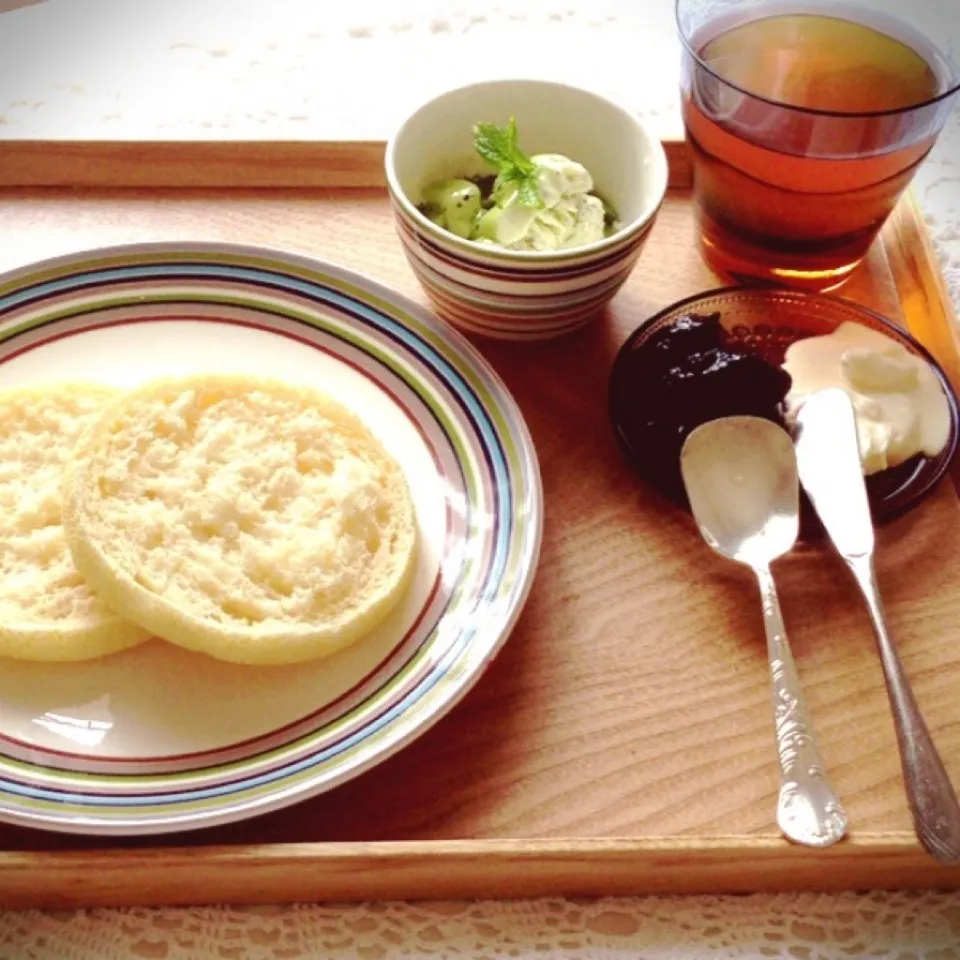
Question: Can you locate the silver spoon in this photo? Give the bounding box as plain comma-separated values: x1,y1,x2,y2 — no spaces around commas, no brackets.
680,415,848,848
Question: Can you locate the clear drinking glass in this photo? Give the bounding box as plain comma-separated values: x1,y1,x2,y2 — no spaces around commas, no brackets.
676,0,960,289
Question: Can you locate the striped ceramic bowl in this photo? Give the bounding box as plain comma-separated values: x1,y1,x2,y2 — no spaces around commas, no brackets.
384,79,669,341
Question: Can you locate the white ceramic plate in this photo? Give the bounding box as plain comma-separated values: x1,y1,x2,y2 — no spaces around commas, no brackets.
0,242,542,835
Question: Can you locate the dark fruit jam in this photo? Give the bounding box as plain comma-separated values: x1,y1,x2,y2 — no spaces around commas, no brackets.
610,311,793,504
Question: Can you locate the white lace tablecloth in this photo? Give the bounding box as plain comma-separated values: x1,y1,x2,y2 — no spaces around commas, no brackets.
1,2,960,958
3,891,960,959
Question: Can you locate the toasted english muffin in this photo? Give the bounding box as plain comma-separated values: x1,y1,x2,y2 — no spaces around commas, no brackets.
0,383,151,661
62,374,418,666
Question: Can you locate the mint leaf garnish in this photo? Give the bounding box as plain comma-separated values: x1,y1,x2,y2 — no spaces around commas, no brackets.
472,118,543,209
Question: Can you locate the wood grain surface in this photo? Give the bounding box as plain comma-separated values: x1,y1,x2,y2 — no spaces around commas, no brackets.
0,184,958,907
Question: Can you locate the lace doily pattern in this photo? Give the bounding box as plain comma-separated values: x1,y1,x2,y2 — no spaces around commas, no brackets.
2,891,960,960
0,0,682,140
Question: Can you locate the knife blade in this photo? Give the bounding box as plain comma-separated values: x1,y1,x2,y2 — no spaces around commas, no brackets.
793,387,873,557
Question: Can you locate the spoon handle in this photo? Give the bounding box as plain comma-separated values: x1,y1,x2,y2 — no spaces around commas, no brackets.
846,554,960,864
754,564,848,848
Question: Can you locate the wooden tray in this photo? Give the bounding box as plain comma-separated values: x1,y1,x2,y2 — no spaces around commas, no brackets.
0,142,959,909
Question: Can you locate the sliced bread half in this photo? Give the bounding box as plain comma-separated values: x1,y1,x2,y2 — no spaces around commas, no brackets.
63,375,418,665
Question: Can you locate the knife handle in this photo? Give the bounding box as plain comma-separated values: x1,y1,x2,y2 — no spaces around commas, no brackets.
847,554,960,864
754,563,848,848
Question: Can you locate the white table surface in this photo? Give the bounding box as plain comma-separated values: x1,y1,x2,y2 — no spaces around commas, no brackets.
0,2,959,958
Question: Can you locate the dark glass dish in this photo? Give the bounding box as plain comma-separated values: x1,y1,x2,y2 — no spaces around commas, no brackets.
609,286,960,534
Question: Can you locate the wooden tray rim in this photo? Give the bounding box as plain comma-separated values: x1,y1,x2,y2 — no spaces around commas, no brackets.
3,835,960,909
0,137,693,190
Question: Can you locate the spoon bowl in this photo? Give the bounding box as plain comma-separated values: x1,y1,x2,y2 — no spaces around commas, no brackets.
680,416,798,566
680,416,848,848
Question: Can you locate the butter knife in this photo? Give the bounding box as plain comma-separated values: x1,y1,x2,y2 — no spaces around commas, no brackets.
794,387,960,864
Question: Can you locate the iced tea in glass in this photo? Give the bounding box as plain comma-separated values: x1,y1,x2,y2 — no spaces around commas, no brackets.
677,0,960,289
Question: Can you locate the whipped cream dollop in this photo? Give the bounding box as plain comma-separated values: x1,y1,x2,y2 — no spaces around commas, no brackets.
489,154,607,252
783,321,951,474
